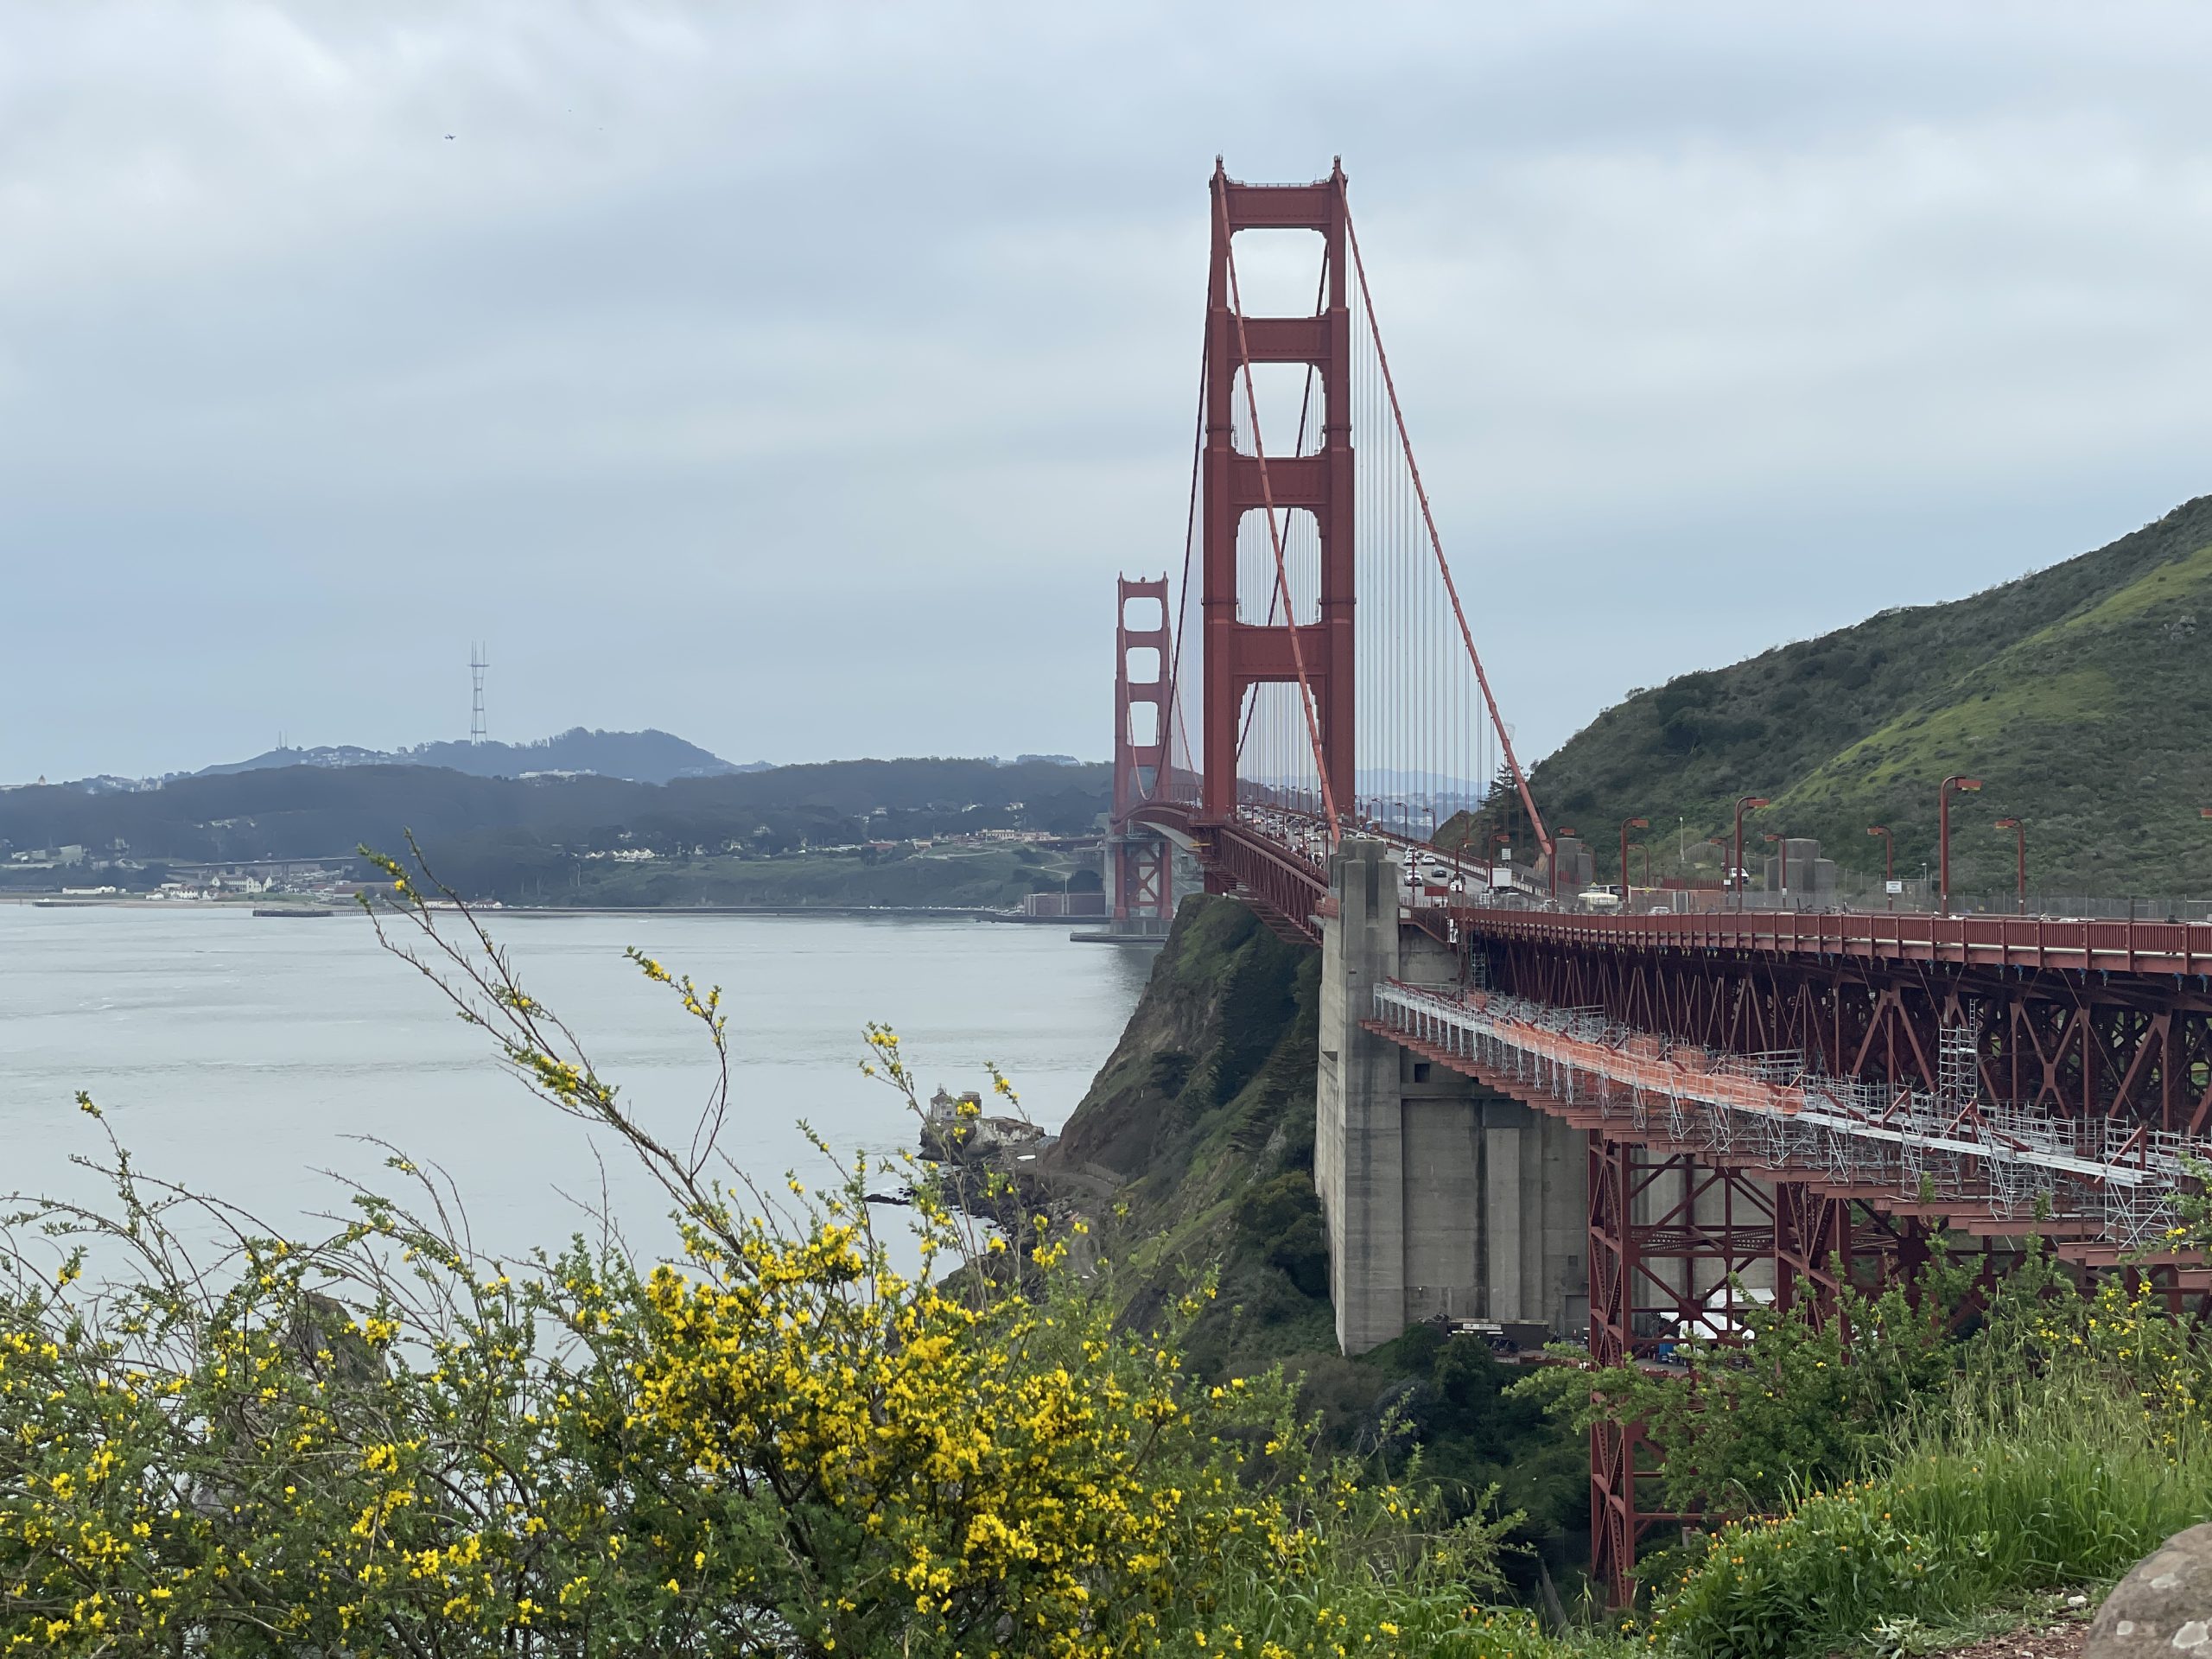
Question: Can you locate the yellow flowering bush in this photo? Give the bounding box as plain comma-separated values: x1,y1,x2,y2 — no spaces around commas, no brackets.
0,849,1542,1657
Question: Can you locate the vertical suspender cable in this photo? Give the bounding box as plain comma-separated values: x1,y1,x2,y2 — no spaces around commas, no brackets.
1342,188,1553,866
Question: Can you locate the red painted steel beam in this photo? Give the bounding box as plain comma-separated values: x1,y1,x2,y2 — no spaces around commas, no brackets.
1234,315,1332,363
1454,908,2212,984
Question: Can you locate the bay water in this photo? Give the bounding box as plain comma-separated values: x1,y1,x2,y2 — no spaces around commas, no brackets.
0,904,1150,1271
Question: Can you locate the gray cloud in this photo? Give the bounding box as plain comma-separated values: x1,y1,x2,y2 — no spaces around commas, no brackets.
5,3,2212,779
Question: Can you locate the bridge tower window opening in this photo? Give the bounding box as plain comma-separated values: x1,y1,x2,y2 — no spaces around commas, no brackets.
1219,226,1328,321
1236,681,1328,823
1121,591,1164,633
1230,359,1328,460
1235,506,1321,625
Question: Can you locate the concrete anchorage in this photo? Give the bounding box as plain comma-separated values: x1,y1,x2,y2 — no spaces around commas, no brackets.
1314,838,1587,1354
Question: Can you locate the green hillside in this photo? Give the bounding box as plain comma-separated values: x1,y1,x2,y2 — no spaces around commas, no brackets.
1497,494,2212,898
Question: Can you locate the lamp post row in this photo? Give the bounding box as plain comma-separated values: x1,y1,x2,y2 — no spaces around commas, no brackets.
1505,795,2208,915
1629,790,2212,918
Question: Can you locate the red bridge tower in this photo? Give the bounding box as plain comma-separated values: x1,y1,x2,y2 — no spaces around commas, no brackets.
1201,160,1356,821
1109,575,1173,929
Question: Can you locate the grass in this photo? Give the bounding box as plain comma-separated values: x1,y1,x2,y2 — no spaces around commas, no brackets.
1644,1373,2212,1659
1500,493,2212,894
1764,533,2212,893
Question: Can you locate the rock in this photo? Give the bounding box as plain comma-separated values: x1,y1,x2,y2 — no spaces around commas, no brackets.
2085,1524,2212,1656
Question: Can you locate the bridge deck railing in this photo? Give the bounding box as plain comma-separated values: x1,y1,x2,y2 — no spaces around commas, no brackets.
1449,906,2212,977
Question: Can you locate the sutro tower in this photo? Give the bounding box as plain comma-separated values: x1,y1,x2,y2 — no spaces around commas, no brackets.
469,644,488,745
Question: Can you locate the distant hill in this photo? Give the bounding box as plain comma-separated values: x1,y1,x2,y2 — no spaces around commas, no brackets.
194,728,760,787
1484,495,2212,896
0,755,1112,902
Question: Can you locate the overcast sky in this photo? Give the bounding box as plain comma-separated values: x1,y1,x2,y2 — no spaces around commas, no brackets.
6,3,2212,784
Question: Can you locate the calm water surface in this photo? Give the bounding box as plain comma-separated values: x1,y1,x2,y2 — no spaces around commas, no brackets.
0,906,1150,1263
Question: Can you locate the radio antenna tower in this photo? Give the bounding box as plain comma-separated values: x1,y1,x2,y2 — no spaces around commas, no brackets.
469,644,488,745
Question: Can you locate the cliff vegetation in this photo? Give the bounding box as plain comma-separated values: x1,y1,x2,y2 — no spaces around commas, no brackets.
1048,896,1587,1567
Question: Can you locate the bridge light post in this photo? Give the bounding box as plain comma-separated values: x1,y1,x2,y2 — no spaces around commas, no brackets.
1619,817,1648,905
1696,836,1728,901
1938,776,1982,916
1732,797,1770,912
1994,817,2027,915
1762,831,1784,903
1866,825,1895,910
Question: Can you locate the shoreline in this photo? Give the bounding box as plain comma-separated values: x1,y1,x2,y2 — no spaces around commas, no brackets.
3,895,1051,921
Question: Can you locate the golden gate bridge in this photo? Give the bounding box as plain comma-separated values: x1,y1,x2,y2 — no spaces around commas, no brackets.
1103,159,2212,1599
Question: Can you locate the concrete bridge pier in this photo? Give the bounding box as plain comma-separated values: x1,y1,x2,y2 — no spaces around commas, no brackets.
1314,838,1588,1355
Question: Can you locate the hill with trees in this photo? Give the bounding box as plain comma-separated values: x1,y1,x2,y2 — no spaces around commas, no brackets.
192,727,758,786
0,756,1109,905
1478,493,2212,898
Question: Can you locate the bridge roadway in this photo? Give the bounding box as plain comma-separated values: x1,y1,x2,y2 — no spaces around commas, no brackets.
1176,802,2212,979
1169,807,2212,1129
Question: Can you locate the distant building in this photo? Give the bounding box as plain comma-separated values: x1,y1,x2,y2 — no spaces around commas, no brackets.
925,1088,1045,1160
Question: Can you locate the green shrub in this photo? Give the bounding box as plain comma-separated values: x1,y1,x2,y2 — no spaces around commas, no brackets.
1654,1381,2212,1659
0,862,1543,1658
1237,1173,1331,1301
1513,1267,1963,1516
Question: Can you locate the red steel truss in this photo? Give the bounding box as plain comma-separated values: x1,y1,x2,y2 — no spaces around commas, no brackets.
1465,911,2212,1133
1368,946,2212,1602
1585,1141,1776,1586
1110,836,1171,927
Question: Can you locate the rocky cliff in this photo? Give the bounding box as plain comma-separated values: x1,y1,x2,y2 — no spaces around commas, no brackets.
1049,894,1586,1558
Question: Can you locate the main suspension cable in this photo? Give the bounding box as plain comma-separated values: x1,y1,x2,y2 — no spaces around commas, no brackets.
1163,307,1210,804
